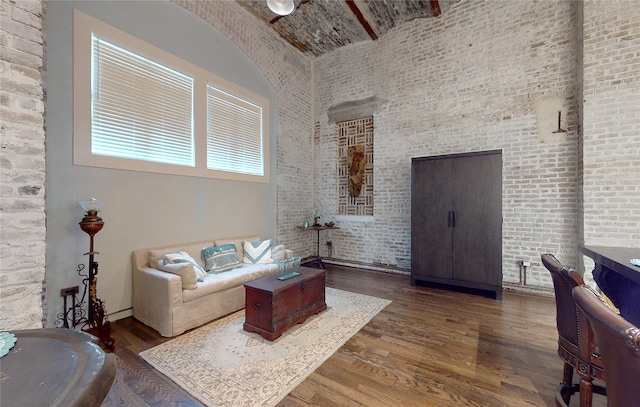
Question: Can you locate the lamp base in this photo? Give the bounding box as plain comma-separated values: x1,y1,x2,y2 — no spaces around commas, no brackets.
85,298,115,352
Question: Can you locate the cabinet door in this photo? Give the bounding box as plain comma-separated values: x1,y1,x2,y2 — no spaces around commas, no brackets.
451,152,502,285
411,157,453,280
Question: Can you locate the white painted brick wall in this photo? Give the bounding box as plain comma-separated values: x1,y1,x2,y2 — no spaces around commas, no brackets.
581,0,640,275
314,0,581,290
582,0,640,243
0,0,46,329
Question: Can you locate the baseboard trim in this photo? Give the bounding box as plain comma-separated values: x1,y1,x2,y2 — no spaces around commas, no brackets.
304,257,554,297
503,282,554,297
321,258,410,276
109,308,133,322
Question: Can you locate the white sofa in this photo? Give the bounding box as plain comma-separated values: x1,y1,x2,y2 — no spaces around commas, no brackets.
132,236,292,337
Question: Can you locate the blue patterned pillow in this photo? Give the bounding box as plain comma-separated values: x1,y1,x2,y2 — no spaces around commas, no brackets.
242,239,273,264
161,251,206,280
201,244,241,273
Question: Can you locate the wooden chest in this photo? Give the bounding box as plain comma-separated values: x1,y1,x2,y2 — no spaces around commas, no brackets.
243,267,327,341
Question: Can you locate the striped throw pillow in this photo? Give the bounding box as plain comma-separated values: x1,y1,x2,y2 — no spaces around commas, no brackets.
242,239,273,264
201,244,241,273
161,251,206,281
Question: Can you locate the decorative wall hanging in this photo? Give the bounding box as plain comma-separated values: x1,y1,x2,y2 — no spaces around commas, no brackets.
337,117,373,216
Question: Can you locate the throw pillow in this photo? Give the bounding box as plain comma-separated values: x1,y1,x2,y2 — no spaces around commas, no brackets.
161,251,206,280
242,239,273,264
271,244,287,262
157,260,200,290
201,244,241,273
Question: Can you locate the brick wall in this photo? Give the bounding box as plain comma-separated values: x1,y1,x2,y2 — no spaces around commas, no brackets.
0,0,46,329
313,0,581,289
581,0,640,258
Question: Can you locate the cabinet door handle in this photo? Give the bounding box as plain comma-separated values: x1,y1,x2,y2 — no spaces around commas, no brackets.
448,211,452,227
451,210,456,228
253,301,262,309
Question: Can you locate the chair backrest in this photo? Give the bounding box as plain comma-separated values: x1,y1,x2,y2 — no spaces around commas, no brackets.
573,285,640,407
541,253,587,351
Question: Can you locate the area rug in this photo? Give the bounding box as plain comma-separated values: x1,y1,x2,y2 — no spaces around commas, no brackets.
139,287,391,407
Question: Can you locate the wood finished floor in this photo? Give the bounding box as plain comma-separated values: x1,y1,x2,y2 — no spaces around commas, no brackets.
102,265,607,406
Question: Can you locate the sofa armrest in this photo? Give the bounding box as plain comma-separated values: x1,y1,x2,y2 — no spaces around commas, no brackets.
132,266,184,337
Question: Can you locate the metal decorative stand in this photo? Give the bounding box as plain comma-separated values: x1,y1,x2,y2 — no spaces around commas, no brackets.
55,199,115,351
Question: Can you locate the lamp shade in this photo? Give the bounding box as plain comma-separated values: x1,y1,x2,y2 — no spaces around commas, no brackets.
267,0,295,16
79,198,105,213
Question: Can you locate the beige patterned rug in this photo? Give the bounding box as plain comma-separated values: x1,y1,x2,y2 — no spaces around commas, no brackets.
139,287,391,407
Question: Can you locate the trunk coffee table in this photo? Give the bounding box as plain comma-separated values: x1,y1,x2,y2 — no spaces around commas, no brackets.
244,267,327,341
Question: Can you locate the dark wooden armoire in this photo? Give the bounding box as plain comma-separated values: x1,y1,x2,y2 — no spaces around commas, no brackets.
411,150,502,299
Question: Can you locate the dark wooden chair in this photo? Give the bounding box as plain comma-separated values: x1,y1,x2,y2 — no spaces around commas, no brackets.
573,285,640,407
541,253,606,407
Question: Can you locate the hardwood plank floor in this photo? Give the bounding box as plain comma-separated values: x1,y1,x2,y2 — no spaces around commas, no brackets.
101,265,607,406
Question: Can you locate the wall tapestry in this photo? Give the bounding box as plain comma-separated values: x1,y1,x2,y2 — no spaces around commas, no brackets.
337,117,373,216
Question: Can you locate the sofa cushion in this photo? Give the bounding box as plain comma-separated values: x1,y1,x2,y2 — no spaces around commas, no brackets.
242,239,273,264
201,244,241,273
157,260,201,290
271,244,287,262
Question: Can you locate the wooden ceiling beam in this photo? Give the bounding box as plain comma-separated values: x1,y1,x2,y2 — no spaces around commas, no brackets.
345,0,378,41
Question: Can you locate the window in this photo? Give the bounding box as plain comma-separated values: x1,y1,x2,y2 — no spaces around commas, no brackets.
92,37,195,167
207,86,263,176
73,10,270,182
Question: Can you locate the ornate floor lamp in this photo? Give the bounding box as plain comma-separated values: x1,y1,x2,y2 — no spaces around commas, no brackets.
79,198,115,350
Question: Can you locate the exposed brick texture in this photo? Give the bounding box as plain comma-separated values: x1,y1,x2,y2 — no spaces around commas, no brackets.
581,0,640,253
314,0,584,288
0,0,46,330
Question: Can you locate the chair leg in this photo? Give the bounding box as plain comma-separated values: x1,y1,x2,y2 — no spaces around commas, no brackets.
560,362,574,405
579,375,593,407
562,362,573,386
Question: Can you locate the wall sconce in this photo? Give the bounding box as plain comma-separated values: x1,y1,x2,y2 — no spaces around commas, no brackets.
267,0,295,16
553,111,566,133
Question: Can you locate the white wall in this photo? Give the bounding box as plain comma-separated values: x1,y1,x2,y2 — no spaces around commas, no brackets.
43,0,283,327
581,0,640,253
312,0,581,290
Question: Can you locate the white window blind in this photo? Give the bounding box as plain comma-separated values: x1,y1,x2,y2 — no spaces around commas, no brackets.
207,85,264,176
91,36,195,166
75,10,270,182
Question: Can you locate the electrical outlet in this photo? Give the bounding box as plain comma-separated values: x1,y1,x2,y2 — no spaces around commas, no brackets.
60,286,79,296
520,261,531,267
